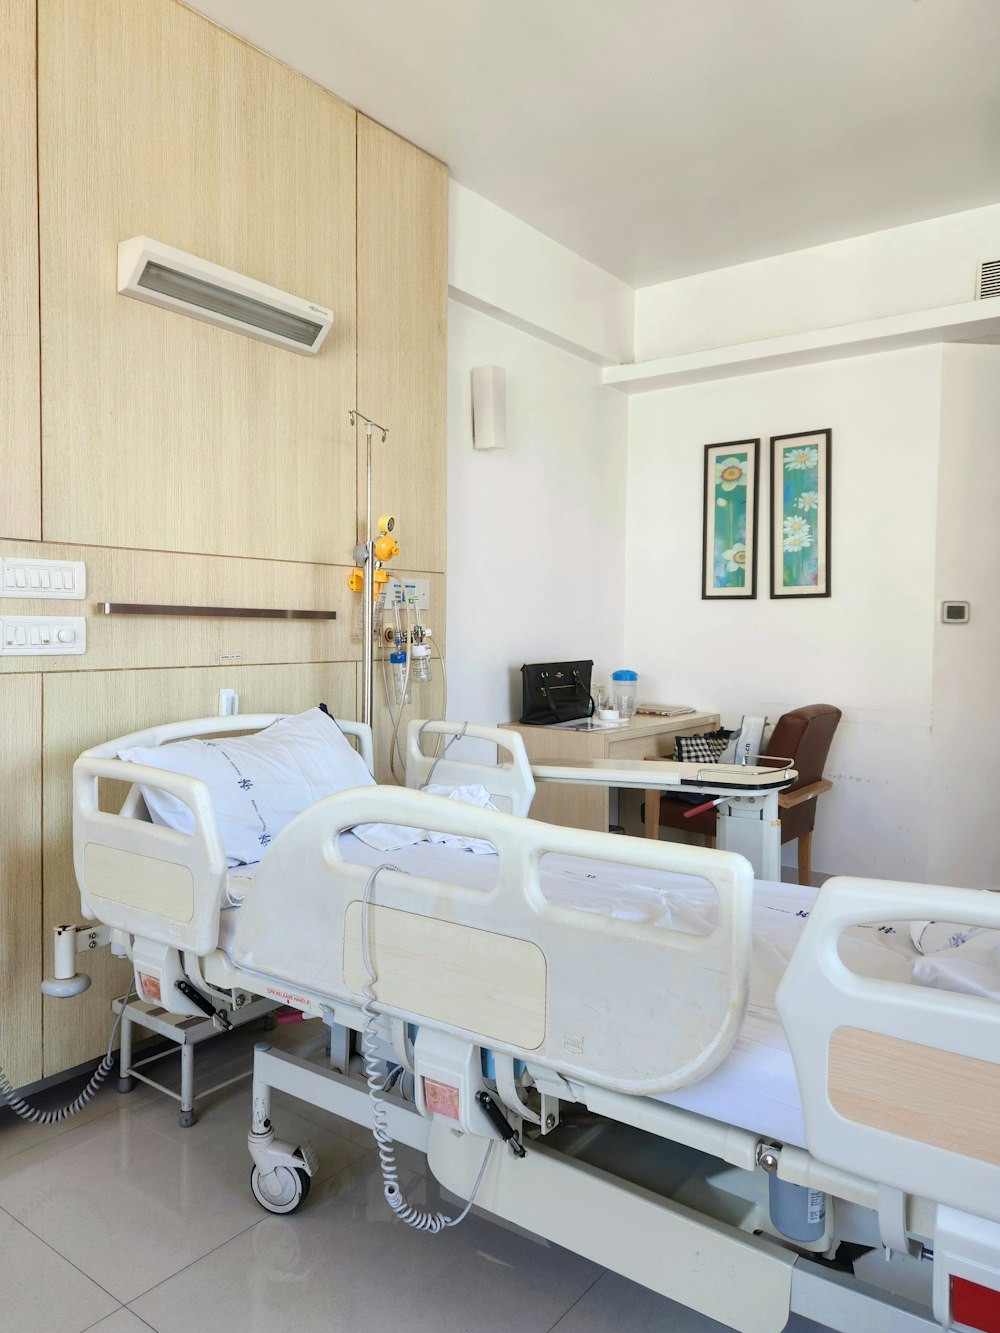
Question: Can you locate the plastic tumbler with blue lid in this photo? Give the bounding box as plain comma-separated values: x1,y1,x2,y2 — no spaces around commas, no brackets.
611,669,638,720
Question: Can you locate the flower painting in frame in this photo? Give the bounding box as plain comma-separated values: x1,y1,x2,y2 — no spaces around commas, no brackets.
770,429,831,598
702,439,759,599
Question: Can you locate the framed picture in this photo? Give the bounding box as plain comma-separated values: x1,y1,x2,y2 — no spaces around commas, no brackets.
770,429,832,598
702,439,759,599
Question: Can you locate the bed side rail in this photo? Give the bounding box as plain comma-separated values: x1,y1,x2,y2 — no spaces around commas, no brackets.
73,754,229,954
234,784,754,1097
404,719,536,816
776,876,1000,1225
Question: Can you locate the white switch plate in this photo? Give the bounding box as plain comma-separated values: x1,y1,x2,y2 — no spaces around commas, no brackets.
1,557,86,599
385,578,430,610
1,616,86,655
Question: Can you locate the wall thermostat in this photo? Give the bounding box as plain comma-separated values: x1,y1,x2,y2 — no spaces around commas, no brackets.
941,601,970,624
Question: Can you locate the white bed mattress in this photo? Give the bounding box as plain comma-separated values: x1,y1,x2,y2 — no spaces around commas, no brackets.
219,835,925,1151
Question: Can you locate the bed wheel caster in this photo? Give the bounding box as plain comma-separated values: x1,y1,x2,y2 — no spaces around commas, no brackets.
262,1012,278,1032
250,1164,311,1214
118,1076,134,1095
179,1109,196,1128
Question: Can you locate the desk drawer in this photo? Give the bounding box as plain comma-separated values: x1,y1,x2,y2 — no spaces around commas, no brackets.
609,716,719,762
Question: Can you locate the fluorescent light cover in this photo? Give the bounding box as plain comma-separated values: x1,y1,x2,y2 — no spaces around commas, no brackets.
137,262,324,346
117,237,333,355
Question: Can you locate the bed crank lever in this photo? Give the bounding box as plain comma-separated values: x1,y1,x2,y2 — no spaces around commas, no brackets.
476,1091,526,1158
175,979,234,1032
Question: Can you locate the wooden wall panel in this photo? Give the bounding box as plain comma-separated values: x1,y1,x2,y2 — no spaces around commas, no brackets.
0,539,446,675
0,676,43,1088
42,662,358,1074
38,0,358,565
357,117,449,574
1,0,41,540
0,538,365,673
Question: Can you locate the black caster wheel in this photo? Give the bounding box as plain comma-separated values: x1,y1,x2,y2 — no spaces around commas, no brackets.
118,1076,135,1094
262,1012,278,1031
179,1109,197,1128
250,1164,311,1214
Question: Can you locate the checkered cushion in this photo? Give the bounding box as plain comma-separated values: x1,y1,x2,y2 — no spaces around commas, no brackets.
673,730,732,764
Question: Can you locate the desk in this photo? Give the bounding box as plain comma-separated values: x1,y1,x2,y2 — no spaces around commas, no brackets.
500,711,719,833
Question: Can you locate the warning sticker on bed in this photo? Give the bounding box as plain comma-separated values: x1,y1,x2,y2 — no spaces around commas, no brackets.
807,1190,826,1225
423,1078,460,1120
138,972,161,1003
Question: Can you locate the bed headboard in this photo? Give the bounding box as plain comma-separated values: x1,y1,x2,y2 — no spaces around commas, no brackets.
73,712,375,952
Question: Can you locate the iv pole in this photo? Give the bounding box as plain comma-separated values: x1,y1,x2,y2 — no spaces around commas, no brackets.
350,409,390,728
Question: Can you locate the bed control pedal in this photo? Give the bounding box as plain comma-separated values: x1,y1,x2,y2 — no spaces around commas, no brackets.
476,1091,526,1158
175,979,234,1031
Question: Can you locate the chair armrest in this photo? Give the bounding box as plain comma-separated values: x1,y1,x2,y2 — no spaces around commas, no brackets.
779,778,832,809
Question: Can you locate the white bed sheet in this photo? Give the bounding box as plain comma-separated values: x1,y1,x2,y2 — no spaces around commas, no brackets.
220,835,923,1150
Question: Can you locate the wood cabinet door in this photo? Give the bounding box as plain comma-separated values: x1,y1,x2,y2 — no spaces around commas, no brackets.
0,676,43,1087
38,0,358,565
1,0,40,540
357,117,448,575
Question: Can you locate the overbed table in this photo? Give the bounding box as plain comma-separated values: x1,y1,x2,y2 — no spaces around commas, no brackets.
500,711,719,834
527,756,797,880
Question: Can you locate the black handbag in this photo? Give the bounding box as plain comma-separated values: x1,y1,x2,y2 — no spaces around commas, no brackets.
519,660,595,725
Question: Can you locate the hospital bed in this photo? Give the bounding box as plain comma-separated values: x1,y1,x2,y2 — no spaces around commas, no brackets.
66,712,1000,1333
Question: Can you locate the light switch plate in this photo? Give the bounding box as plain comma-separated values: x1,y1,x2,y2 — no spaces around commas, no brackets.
1,557,86,599
1,616,86,655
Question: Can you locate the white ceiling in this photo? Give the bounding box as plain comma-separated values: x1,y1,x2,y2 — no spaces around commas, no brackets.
185,0,1000,288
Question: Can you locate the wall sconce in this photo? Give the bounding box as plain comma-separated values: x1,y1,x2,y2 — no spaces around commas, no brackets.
471,366,506,450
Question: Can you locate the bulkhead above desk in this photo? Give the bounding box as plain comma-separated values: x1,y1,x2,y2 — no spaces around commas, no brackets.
499,712,719,832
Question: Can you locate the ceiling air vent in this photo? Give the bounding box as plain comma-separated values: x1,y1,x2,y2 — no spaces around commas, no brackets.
976,259,1000,301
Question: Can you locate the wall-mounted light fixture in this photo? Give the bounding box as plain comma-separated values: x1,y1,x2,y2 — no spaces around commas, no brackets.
117,236,333,354
471,366,507,450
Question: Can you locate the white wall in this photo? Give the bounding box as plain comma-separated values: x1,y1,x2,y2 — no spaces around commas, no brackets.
624,346,944,880
449,181,634,366
635,203,1000,361
447,300,628,749
928,343,1000,887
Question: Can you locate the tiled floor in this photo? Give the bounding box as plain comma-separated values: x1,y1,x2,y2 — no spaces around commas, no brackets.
0,1022,829,1333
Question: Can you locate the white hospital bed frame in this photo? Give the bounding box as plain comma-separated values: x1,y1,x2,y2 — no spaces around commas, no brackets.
66,713,1000,1333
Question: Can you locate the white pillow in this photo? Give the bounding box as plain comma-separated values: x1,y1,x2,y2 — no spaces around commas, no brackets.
119,707,374,866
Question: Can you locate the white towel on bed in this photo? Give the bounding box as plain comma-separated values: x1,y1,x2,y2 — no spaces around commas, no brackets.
351,783,500,855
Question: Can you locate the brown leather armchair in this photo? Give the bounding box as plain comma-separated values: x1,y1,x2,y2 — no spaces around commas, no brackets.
644,704,841,885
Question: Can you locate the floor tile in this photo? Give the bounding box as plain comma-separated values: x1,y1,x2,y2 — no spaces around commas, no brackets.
131,1157,601,1333
549,1269,829,1332
0,1207,118,1332
0,1074,369,1304
0,1062,160,1165
85,1311,155,1332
